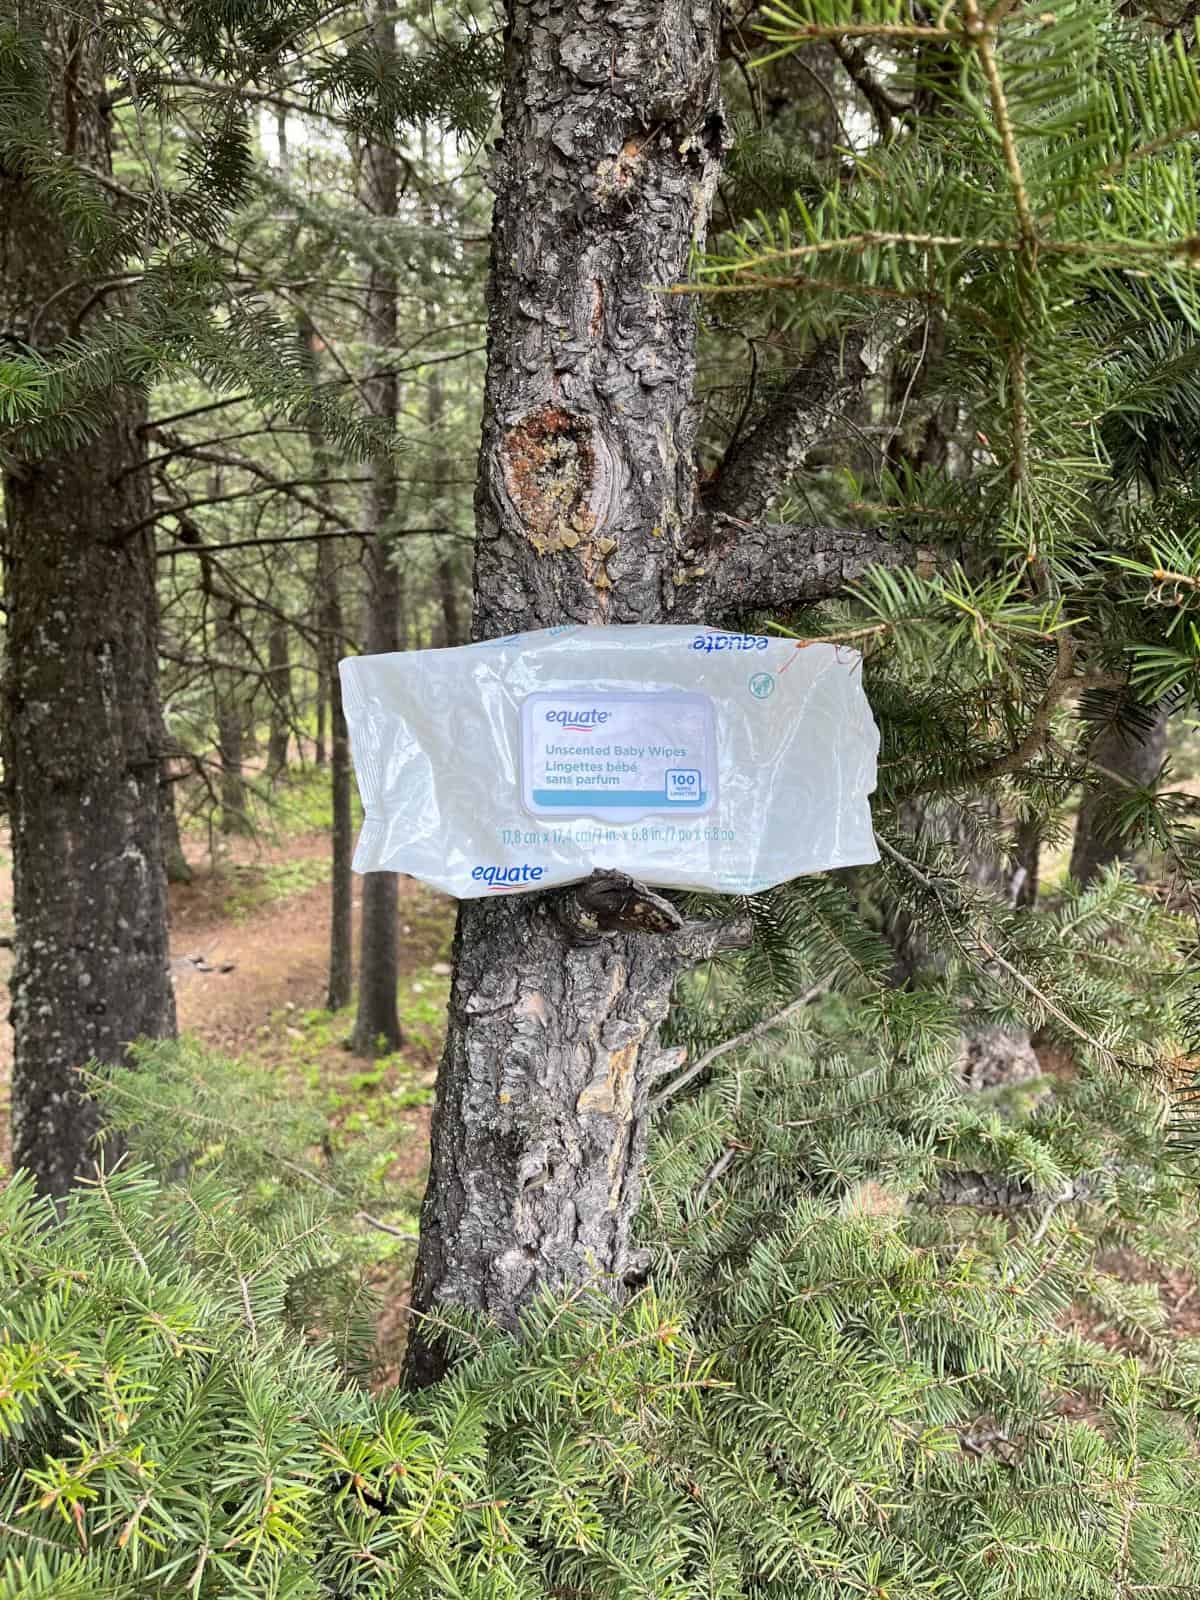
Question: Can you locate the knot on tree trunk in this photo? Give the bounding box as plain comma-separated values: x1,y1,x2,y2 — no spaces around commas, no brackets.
558,869,754,962
560,868,683,941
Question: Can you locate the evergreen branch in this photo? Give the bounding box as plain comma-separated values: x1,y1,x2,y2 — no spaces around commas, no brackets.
669,272,946,305
928,631,1076,792
650,982,829,1112
876,835,1120,1063
963,0,1035,246
755,16,957,47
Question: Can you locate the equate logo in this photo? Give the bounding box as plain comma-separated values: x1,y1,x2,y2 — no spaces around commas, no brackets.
471,863,546,891
690,632,769,653
544,707,610,730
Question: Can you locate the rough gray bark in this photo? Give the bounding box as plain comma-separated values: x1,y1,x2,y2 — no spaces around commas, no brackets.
708,333,870,523
1069,702,1170,886
350,4,403,1057
673,512,905,620
1,8,176,1197
404,0,903,1385
404,0,730,1385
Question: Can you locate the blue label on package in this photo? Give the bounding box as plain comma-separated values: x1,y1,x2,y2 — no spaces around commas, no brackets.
521,690,717,823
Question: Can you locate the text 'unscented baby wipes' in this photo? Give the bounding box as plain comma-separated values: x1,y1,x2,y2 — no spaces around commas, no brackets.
339,624,879,900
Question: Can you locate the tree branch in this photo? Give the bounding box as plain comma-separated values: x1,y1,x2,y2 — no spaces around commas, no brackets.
708,332,870,523
158,526,459,557
556,870,753,963
675,511,913,621
650,980,829,1113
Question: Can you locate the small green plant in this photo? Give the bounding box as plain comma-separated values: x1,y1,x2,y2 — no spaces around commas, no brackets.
221,856,331,921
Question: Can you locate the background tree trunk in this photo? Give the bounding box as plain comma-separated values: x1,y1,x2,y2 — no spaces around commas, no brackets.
300,320,354,1010
351,0,403,1057
1070,703,1170,885
325,562,354,1011
0,10,176,1196
313,603,328,767
215,589,250,834
160,766,193,885
427,366,462,648
266,616,291,780
1012,817,1040,909
405,0,730,1386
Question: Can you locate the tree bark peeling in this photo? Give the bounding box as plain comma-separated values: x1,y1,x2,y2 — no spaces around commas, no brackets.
406,880,749,1388
472,0,726,634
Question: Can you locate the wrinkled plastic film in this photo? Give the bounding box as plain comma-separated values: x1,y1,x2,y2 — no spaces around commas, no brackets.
340,624,879,899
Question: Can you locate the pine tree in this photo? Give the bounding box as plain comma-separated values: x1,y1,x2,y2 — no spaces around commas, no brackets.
3,898,1199,1598
0,3,177,1195
0,0,499,1171
351,0,404,1059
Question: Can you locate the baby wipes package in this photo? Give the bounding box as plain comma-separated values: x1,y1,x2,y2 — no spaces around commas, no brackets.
339,624,879,899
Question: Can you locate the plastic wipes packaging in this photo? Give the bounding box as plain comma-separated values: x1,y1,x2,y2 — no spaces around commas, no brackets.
339,624,879,899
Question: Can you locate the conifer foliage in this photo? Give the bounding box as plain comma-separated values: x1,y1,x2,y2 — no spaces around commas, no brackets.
2,948,1200,1599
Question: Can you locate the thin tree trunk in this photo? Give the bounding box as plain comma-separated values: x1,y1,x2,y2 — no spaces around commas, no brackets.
266,617,291,779
160,766,193,885
215,586,250,835
314,655,327,766
434,554,461,648
326,574,353,1010
1070,702,1170,885
404,2,732,1385
300,319,354,1009
205,465,249,835
426,361,463,647
0,9,176,1197
350,0,403,1057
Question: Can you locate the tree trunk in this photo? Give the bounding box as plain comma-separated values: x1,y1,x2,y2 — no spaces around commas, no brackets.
314,668,327,764
266,617,291,780
160,765,193,885
427,363,463,648
300,321,354,1010
1069,702,1170,885
1012,817,1040,908
350,0,403,1057
325,569,354,1010
0,9,176,1197
404,0,732,1385
214,587,250,835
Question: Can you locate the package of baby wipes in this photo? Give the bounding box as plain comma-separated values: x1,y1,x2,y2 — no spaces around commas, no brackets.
339,624,879,899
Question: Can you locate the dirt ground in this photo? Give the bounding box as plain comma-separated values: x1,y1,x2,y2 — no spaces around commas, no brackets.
0,825,454,1187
